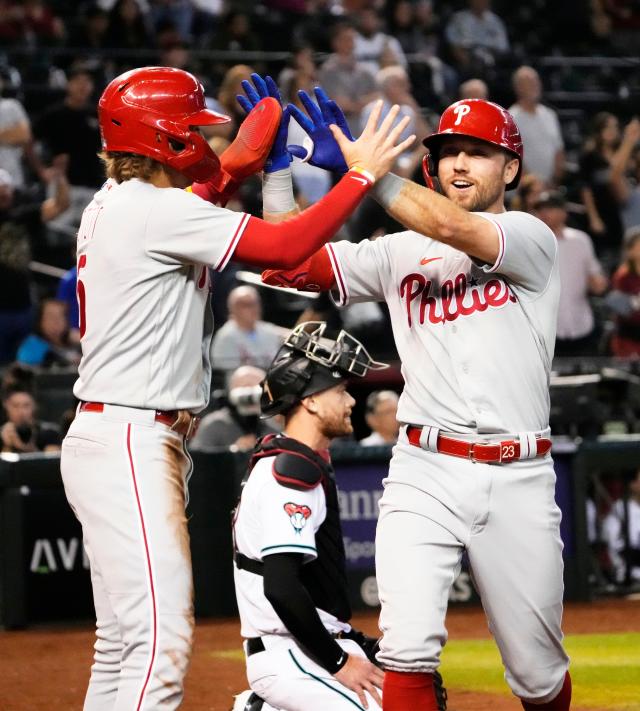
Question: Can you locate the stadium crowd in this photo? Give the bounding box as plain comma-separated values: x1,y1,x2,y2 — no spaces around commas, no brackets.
0,0,640,589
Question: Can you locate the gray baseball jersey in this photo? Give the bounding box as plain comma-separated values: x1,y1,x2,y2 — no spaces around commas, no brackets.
326,210,560,433
73,178,249,412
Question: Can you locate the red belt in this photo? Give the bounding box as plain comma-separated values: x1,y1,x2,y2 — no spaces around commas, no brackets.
79,401,199,439
406,425,552,464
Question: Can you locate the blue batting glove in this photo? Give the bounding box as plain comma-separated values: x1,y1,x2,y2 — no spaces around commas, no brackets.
236,73,291,173
287,87,354,173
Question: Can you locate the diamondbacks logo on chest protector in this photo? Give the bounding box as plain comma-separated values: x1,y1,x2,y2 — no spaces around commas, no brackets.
284,502,312,533
400,272,517,328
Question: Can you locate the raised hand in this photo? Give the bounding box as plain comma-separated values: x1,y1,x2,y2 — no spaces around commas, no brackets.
288,87,354,173
236,73,291,172
332,100,415,182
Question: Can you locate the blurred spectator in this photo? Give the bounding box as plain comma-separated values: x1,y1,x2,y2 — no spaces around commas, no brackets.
360,390,399,446
319,21,378,133
205,64,255,141
353,7,407,76
509,66,565,186
67,3,110,53
360,66,430,176
211,285,283,374
579,112,625,262
1,383,61,453
535,190,607,356
510,172,546,213
390,0,456,110
211,10,261,56
16,298,81,368
1,361,35,392
190,365,278,451
458,77,489,99
149,0,193,43
33,66,103,239
608,117,640,234
601,468,640,584
606,228,640,357
0,0,65,47
278,44,317,103
0,68,31,189
56,262,79,333
444,0,510,75
0,165,70,363
105,0,153,52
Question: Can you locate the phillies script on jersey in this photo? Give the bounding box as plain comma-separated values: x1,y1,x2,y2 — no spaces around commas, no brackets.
400,272,517,328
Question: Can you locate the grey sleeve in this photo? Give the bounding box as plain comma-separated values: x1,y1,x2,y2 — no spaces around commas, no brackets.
474,211,557,295
326,237,392,306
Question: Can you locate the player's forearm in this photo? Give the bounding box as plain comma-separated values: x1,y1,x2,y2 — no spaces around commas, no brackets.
234,169,374,269
371,173,500,263
263,554,348,674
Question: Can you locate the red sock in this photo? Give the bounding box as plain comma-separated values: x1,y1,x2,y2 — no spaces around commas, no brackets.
383,670,440,711
521,672,572,711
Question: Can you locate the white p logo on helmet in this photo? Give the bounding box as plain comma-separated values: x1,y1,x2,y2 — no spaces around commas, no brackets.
453,104,471,125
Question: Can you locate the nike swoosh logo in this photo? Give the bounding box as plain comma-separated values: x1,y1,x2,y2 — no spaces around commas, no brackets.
351,176,369,186
420,257,443,266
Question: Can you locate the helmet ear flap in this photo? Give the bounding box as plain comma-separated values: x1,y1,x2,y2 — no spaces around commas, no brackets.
422,152,442,193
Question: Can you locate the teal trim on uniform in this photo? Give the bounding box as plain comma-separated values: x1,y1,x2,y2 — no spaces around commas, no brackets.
288,650,365,710
261,544,317,554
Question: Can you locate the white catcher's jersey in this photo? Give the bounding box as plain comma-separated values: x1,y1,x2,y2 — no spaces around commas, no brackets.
233,456,349,639
74,179,249,412
327,210,560,433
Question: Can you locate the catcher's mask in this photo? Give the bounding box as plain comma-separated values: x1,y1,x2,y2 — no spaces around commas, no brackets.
260,322,388,418
98,66,230,183
422,98,523,191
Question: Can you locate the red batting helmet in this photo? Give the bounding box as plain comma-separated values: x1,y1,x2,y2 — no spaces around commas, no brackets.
98,66,230,183
422,99,524,189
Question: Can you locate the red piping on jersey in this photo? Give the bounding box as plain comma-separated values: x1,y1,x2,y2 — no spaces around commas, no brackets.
489,219,506,272
126,424,158,710
326,243,347,305
215,212,250,272
233,170,373,269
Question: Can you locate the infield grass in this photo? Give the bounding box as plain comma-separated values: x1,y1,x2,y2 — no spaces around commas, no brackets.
440,632,640,710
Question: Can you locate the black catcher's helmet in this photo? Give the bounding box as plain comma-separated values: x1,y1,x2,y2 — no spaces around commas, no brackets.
261,322,388,417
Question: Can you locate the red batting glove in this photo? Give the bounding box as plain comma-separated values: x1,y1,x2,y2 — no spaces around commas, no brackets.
262,248,335,292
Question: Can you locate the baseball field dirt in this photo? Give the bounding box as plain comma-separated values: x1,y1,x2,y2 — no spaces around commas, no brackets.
2,598,639,710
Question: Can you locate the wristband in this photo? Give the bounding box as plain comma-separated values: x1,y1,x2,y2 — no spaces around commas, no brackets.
370,172,405,209
331,649,349,674
350,166,376,185
262,167,297,214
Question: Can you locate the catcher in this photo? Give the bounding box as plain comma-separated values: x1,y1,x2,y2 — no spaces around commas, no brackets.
231,322,446,711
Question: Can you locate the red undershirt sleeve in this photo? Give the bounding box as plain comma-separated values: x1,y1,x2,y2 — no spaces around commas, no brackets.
233,168,374,269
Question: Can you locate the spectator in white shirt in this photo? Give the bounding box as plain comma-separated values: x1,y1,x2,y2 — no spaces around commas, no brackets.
360,390,399,446
353,7,408,76
534,191,608,356
509,66,565,186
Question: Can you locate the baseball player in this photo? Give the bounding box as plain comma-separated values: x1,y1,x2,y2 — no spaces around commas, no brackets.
231,322,388,711
59,66,414,711
263,91,572,711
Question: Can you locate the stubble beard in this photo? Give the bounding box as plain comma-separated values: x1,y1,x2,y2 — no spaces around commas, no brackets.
445,179,504,213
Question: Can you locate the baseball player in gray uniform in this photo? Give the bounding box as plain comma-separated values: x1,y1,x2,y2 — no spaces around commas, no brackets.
263,92,572,711
60,67,413,711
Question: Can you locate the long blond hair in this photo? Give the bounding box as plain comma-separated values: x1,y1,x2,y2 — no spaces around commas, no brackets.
99,151,164,183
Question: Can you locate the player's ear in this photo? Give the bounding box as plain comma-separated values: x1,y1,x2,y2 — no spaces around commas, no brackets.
503,157,519,186
301,395,318,414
